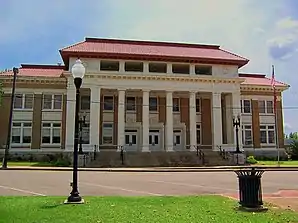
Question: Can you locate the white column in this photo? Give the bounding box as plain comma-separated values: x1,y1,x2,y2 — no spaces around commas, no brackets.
189,91,197,151
65,87,76,151
165,91,174,151
117,89,126,151
119,61,125,73
225,94,234,144
143,62,149,73
232,91,243,150
212,91,222,150
142,90,150,152
166,63,172,74
190,64,196,75
90,86,101,148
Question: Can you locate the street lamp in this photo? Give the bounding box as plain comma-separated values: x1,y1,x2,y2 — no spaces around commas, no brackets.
2,67,19,169
233,114,241,154
65,59,85,204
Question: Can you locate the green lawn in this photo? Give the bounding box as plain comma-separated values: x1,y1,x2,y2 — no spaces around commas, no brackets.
0,196,297,223
7,161,54,167
255,160,298,166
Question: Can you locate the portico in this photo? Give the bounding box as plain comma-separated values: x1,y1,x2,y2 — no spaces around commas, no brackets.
64,73,243,152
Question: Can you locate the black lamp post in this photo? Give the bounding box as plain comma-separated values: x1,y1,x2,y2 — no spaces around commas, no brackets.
233,115,241,154
78,113,86,154
2,67,19,169
65,59,85,204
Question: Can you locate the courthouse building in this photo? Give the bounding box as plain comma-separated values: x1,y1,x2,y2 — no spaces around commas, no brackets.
0,37,289,153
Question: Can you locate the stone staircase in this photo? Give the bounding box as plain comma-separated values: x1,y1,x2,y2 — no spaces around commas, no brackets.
85,149,233,168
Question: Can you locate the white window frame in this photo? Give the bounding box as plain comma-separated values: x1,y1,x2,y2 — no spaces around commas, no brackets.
149,97,158,112
260,125,275,145
11,122,32,145
42,94,63,110
102,123,113,145
259,100,274,114
196,124,201,145
103,96,114,111
241,99,251,114
41,122,61,145
242,125,253,146
13,93,34,110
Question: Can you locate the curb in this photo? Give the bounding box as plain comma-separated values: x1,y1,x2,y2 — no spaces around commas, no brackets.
2,166,298,172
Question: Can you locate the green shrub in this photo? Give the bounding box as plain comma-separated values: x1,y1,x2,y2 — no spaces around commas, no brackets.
289,141,298,160
53,159,70,167
246,155,257,164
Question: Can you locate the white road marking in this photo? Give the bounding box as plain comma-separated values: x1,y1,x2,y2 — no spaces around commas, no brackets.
80,182,164,196
149,180,238,192
0,185,46,196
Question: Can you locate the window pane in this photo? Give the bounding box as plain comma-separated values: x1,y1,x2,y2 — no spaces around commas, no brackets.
175,135,181,144
43,95,52,109
22,128,31,143
173,98,180,112
81,123,90,144
103,123,113,128
52,128,61,144
260,130,267,143
14,94,23,109
125,62,143,72
53,123,61,127
12,128,21,143
195,65,212,75
100,60,119,71
154,135,159,144
13,123,21,127
172,64,189,74
80,95,90,110
149,63,167,73
43,123,51,127
268,130,275,144
266,101,273,113
23,123,32,127
243,100,251,113
244,130,252,145
196,98,200,112
149,135,152,144
197,130,201,144
103,96,114,110
54,95,62,109
126,97,136,111
42,128,51,144
149,97,158,111
24,94,33,109
132,135,137,144
258,100,265,113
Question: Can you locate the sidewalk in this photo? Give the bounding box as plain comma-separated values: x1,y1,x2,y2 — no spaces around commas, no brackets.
2,165,298,172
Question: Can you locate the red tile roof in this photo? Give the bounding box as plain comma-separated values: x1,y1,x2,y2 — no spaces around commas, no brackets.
60,37,249,67
239,73,289,87
0,64,65,78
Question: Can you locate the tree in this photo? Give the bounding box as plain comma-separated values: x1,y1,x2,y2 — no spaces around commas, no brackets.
289,132,298,140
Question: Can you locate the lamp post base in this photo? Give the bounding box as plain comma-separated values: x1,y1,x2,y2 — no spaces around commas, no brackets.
64,194,84,204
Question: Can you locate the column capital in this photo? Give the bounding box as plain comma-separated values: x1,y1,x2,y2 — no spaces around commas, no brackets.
117,88,127,92
189,90,197,95
142,89,150,93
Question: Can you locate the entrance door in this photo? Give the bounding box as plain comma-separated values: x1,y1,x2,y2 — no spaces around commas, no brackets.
124,130,138,151
149,130,160,151
173,130,183,151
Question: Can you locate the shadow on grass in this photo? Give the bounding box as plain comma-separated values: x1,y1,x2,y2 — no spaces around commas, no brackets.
40,203,64,209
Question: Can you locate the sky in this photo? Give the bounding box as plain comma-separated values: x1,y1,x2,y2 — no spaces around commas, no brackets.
0,0,298,133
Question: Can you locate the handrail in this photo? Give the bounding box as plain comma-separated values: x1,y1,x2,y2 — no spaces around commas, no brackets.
196,145,205,165
218,145,228,160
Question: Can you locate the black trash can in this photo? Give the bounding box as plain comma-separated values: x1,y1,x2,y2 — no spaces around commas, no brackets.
235,168,265,209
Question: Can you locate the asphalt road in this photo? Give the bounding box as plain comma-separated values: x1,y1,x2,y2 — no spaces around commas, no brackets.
0,170,297,197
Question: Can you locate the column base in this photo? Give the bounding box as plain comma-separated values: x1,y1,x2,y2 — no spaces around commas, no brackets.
142,146,150,152
165,146,174,152
189,145,196,152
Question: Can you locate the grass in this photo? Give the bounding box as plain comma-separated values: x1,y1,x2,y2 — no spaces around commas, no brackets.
255,160,298,166
0,196,297,223
7,161,54,167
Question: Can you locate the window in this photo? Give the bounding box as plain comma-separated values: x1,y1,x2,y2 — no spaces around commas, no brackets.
13,94,33,109
195,65,212,75
103,96,114,111
242,125,253,145
196,98,201,113
81,95,90,110
42,123,61,144
102,123,113,144
43,94,62,110
172,64,190,74
100,60,119,71
149,63,167,73
173,98,180,112
260,125,275,144
126,97,136,111
11,122,32,144
125,62,143,72
259,100,274,114
149,97,158,111
266,101,274,114
241,100,251,113
196,124,201,145
81,123,90,144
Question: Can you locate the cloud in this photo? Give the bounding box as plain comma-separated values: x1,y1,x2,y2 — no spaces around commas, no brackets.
267,17,298,61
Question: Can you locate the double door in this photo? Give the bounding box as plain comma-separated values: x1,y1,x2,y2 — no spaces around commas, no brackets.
149,130,160,151
173,130,183,151
124,130,138,151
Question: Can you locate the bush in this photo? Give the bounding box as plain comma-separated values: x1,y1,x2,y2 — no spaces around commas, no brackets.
289,141,298,160
246,155,257,164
